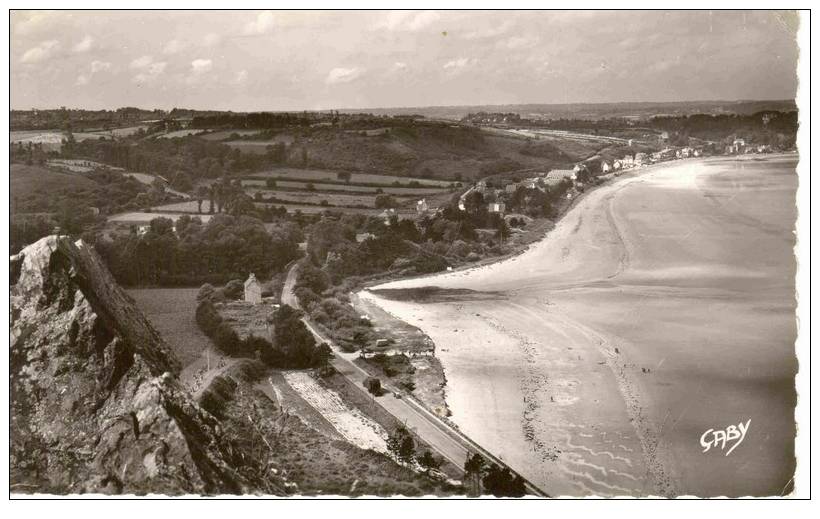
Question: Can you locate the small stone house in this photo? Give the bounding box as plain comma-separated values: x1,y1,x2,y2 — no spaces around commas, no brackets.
244,273,262,304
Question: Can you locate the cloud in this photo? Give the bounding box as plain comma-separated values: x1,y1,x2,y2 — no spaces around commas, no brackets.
132,60,167,83
326,67,364,84
72,35,94,53
202,33,222,46
443,57,478,70
190,59,213,74
163,39,186,54
390,62,408,73
20,40,60,63
130,55,154,69
499,35,539,50
244,10,276,35
462,20,513,40
75,74,89,86
234,70,248,84
376,10,440,31
91,60,111,73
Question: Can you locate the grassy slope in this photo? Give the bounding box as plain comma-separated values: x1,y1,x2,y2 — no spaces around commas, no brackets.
225,125,599,183
11,164,98,213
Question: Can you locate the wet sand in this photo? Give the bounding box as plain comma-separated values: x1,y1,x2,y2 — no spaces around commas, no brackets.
361,156,798,496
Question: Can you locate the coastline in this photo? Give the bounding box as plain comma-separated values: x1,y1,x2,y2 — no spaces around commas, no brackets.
358,154,798,496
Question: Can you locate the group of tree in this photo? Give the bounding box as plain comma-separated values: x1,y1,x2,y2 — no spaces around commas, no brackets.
463,453,526,497
96,214,302,286
196,289,332,368
386,426,443,475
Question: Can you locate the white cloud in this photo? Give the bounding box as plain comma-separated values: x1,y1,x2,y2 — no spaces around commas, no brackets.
326,67,364,84
130,55,154,69
20,40,60,63
72,35,94,53
133,61,167,83
233,69,249,84
390,62,408,73
190,59,213,74
75,74,89,86
443,57,478,70
91,60,111,73
377,10,440,31
243,10,276,35
202,33,222,46
163,39,186,54
500,35,539,50
462,20,513,40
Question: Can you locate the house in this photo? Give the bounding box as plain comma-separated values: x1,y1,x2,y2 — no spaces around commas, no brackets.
505,183,519,194
488,202,506,214
622,155,634,168
732,138,746,154
612,160,623,171
416,198,429,214
379,208,397,224
601,161,612,173
634,152,648,165
546,169,576,182
244,273,262,304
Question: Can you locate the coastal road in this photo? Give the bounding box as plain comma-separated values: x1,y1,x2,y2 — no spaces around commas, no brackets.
281,263,548,497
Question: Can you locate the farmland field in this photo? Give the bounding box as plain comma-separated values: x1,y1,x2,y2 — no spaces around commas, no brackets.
127,288,209,367
108,211,215,224
245,189,418,208
241,179,449,196
11,164,98,212
156,129,207,139
248,167,454,187
199,129,263,141
223,135,295,151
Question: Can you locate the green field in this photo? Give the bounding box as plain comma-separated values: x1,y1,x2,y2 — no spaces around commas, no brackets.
128,287,210,367
247,167,453,187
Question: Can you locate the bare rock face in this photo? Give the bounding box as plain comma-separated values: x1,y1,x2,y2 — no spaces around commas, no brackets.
10,236,253,495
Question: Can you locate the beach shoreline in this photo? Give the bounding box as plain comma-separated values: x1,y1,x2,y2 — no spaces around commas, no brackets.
360,154,798,497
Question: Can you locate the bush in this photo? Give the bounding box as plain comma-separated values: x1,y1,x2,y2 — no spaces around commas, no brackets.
223,279,244,300
364,376,382,396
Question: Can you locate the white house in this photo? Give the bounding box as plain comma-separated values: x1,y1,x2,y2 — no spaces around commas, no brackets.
601,161,612,173
547,169,576,182
488,202,506,214
416,199,428,214
244,273,262,304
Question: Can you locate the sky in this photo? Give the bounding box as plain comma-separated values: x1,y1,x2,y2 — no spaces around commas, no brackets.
10,10,800,111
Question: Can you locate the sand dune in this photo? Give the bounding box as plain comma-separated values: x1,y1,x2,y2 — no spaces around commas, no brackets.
363,156,798,497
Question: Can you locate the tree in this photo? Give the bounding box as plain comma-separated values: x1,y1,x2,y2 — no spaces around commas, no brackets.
387,426,415,465
336,171,352,183
363,376,382,396
265,178,277,189
375,194,397,209
270,304,320,368
464,453,486,496
417,450,441,474
494,216,510,243
481,464,526,497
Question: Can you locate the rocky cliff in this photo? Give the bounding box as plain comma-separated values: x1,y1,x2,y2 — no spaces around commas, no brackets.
10,236,279,495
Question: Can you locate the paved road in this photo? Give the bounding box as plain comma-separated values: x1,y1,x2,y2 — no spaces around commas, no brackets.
282,263,548,497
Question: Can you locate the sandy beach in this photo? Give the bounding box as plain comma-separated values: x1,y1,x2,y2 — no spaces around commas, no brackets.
360,155,798,497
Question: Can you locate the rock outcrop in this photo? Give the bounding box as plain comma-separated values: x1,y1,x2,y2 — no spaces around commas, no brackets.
10,236,267,495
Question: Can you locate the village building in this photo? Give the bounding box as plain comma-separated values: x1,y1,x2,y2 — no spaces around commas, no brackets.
622,155,635,168
244,273,262,304
601,161,612,173
732,138,746,154
505,183,519,194
547,169,576,182
379,208,397,224
416,198,428,214
488,202,506,214
634,152,648,165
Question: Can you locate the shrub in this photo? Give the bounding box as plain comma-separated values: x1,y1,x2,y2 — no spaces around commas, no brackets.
364,376,382,396
223,279,244,300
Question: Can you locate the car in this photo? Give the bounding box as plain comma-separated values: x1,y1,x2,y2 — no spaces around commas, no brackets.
392,391,402,399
